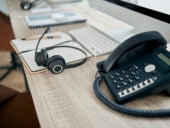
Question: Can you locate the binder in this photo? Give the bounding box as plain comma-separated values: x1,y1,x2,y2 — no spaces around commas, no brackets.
25,11,87,28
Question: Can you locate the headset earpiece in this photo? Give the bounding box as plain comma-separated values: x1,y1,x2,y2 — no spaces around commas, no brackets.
20,1,33,10
36,49,48,67
20,0,40,10
47,55,66,74
34,27,87,74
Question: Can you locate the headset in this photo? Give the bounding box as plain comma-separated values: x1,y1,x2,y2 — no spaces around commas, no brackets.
34,27,87,74
20,0,41,10
20,0,81,10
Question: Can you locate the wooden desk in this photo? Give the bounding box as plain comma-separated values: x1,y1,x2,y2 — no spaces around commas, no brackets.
6,0,170,128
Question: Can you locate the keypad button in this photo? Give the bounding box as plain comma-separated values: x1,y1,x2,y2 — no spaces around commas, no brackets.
134,75,140,80
133,65,139,70
121,69,126,74
128,79,133,83
128,67,132,71
112,80,118,84
142,81,146,86
115,72,120,76
116,85,121,89
147,79,151,83
109,74,114,79
145,64,156,73
118,77,124,81
136,70,141,74
125,74,130,78
132,87,135,90
122,81,127,86
130,71,136,75
137,84,141,88
152,76,157,81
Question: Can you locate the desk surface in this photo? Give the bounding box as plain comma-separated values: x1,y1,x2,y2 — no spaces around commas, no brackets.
7,0,170,128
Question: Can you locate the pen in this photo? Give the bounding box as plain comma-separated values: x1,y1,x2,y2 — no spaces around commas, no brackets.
21,35,61,41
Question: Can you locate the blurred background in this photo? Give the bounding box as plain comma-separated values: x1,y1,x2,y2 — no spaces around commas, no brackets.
0,0,26,92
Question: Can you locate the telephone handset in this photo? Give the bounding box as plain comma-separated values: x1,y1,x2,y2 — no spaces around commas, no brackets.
93,31,170,117
103,31,167,72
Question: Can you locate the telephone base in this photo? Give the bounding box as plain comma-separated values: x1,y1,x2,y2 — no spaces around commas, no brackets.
165,87,170,95
96,61,104,72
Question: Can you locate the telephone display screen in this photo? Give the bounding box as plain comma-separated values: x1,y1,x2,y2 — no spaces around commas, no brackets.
157,53,170,65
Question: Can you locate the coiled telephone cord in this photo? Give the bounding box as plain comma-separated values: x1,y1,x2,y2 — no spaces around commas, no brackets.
93,76,170,117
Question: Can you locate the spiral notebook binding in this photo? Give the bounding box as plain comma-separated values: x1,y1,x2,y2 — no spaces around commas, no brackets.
29,19,87,29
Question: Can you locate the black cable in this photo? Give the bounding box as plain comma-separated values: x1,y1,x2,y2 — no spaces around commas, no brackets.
32,0,41,4
34,27,50,62
93,75,170,117
17,40,73,55
46,44,87,68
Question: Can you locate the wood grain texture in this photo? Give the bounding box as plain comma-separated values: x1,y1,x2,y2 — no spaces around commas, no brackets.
6,0,170,128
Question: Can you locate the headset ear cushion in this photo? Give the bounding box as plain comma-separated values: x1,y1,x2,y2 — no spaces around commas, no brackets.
36,49,48,67
47,55,66,74
20,1,32,10
36,52,42,66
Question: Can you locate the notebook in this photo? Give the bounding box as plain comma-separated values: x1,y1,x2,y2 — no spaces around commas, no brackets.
11,26,118,73
25,11,87,28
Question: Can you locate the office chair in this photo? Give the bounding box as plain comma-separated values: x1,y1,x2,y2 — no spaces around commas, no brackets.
0,11,28,90
0,84,40,128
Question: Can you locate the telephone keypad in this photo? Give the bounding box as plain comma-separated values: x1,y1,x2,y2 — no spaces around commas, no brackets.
106,63,159,102
105,61,158,103
108,64,143,90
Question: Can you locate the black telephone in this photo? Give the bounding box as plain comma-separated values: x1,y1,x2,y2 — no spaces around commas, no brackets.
93,31,170,117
